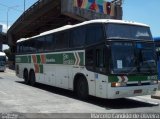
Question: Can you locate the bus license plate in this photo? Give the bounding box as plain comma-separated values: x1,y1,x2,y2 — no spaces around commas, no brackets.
134,89,142,94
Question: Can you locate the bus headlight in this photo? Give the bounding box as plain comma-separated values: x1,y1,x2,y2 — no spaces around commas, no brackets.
150,80,158,85
111,82,127,87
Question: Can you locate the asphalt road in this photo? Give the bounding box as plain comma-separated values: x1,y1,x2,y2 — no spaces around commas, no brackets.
0,68,160,118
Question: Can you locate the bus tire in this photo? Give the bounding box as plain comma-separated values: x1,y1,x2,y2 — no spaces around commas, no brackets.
29,70,36,86
76,76,89,100
23,69,29,84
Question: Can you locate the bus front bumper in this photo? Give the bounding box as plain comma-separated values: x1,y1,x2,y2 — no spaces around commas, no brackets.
0,66,5,71
107,84,158,99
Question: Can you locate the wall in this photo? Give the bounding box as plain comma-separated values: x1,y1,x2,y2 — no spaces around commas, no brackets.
61,0,122,21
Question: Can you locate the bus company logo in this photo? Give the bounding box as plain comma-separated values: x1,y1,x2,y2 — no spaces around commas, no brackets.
63,53,74,65
63,54,69,61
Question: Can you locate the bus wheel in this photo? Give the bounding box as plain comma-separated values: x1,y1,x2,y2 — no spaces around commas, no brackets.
76,77,88,100
30,70,36,86
23,70,29,84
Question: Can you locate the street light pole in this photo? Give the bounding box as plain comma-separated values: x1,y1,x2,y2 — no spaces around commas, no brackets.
24,0,26,12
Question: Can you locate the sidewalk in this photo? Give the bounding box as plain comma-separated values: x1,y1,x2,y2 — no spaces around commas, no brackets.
151,81,160,99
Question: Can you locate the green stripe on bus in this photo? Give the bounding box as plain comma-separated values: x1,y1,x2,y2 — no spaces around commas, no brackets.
46,54,63,64
36,55,41,64
16,56,31,63
108,75,154,83
16,52,84,66
28,56,31,63
39,65,43,73
108,76,119,82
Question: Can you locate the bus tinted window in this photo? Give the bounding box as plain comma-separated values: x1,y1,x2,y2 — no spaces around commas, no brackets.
44,34,55,51
19,43,23,53
29,39,36,53
23,41,31,53
86,24,104,45
16,44,20,53
55,31,69,50
70,27,86,48
106,24,152,40
36,37,45,52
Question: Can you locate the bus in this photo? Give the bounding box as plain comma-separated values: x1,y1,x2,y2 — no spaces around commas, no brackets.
154,37,160,80
15,19,158,99
0,52,6,72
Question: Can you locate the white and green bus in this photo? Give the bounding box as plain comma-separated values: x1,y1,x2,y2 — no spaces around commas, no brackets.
0,52,6,72
16,19,158,99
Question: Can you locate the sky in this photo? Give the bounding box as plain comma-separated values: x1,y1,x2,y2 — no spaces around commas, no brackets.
0,0,160,49
0,0,38,32
0,0,38,50
123,0,160,37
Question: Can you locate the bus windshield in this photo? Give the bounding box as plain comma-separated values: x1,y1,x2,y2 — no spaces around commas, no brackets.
110,42,157,74
106,24,152,40
0,56,6,61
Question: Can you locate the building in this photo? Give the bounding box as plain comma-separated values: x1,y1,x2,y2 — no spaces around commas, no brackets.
0,25,2,33
0,25,3,51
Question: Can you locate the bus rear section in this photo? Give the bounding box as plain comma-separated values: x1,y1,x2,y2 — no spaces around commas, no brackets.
0,52,6,72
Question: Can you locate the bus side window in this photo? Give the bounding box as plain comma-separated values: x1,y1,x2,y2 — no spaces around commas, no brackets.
86,24,104,46
36,37,45,52
16,44,19,53
70,27,86,48
86,49,94,70
96,47,106,73
96,49,103,67
55,31,69,50
20,43,23,53
45,34,55,51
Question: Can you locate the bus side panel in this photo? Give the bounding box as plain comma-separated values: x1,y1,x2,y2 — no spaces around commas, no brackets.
55,66,69,89
95,74,108,98
43,64,56,86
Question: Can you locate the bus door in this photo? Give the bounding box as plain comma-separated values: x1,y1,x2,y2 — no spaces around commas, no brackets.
95,46,107,98
86,45,107,97
86,48,96,96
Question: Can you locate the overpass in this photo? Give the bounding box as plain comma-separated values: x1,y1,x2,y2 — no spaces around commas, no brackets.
7,0,122,47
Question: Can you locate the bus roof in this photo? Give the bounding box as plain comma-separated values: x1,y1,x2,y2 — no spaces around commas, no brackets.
0,52,6,56
17,19,149,43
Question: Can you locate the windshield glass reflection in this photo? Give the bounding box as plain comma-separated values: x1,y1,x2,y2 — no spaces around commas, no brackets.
106,24,152,40
111,42,156,74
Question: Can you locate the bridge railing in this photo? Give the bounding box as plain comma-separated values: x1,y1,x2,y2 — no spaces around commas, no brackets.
8,0,51,32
